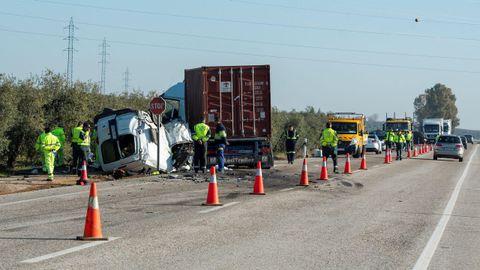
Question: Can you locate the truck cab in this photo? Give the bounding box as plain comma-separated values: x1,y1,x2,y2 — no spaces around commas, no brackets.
422,118,444,143
327,112,367,158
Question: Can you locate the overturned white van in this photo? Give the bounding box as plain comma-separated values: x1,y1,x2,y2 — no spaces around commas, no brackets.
94,108,193,173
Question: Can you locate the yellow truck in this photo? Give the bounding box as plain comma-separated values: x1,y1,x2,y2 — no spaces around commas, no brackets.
383,115,413,132
327,112,367,158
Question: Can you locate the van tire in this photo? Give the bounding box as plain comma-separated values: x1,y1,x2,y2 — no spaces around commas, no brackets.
459,157,463,162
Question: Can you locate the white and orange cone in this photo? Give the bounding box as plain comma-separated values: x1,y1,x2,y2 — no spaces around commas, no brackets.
251,161,266,195
319,156,329,181
77,182,108,241
344,153,352,174
77,160,89,186
359,152,368,170
203,166,223,206
298,158,309,186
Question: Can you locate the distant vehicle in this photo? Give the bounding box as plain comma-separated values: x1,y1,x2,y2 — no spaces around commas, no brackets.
460,136,468,150
434,135,464,162
423,118,444,143
443,119,452,135
328,112,367,158
371,131,386,150
464,134,474,144
366,134,382,154
413,131,426,145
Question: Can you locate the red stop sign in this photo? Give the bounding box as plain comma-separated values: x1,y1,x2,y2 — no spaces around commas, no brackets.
149,97,166,115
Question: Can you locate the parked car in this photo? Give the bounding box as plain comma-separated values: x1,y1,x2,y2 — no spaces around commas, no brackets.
434,135,464,162
366,134,382,154
460,136,468,150
464,134,474,144
372,131,386,150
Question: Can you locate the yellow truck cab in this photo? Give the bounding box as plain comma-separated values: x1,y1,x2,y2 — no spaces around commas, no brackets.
383,116,413,135
327,112,367,158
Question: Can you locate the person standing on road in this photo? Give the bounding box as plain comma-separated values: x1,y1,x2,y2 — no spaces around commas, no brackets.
385,128,394,152
71,121,83,174
214,119,228,172
35,130,47,173
405,130,413,151
394,129,406,160
41,127,61,181
192,118,211,173
51,127,66,167
285,125,299,164
320,122,339,173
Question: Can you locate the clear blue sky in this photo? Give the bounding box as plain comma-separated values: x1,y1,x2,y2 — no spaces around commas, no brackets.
1,0,479,129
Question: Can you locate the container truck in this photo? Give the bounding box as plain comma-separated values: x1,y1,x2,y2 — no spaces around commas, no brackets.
422,118,444,143
162,65,274,169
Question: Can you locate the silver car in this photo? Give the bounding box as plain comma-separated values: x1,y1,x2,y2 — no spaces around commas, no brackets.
366,134,382,154
434,135,464,162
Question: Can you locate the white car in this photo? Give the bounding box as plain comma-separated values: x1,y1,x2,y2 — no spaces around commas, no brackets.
366,134,382,154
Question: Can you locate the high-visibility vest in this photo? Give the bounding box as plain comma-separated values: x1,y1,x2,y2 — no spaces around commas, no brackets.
71,126,82,144
42,132,61,152
394,133,406,143
193,122,210,142
385,131,395,142
52,127,66,147
35,132,47,151
79,130,90,147
406,132,413,142
285,129,299,140
320,128,338,147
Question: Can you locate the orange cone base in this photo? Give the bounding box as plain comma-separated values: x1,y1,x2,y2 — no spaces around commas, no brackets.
202,202,224,206
297,183,309,187
250,192,266,195
76,236,109,241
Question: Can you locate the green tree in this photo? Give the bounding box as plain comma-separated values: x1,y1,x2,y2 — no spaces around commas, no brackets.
414,83,460,130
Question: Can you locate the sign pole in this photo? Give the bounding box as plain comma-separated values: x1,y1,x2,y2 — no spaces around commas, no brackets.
157,114,161,171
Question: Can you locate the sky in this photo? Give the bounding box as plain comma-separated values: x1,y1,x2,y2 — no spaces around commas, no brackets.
1,0,480,129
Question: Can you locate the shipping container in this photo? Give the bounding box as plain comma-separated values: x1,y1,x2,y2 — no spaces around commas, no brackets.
184,65,271,139
182,65,273,168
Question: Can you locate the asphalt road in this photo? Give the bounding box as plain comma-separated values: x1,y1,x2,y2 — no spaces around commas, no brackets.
0,146,479,270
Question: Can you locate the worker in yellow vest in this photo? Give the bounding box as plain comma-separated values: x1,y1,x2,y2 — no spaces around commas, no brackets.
192,118,211,173
320,122,339,173
41,127,61,181
51,127,66,167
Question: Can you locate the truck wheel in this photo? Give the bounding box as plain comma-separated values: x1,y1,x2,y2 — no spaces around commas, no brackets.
459,157,463,162
433,155,437,160
262,153,274,169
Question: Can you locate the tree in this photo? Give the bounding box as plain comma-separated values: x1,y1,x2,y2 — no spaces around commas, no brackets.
414,83,460,130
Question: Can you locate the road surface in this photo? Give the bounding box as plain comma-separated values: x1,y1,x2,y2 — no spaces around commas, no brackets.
0,147,479,269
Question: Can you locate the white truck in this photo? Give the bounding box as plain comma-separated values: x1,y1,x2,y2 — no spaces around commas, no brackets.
422,118,444,143
443,119,452,135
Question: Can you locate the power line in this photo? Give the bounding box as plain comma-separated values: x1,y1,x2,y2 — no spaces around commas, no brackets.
2,25,480,74
26,0,480,41
1,11,480,62
124,67,130,93
64,17,77,88
99,38,109,94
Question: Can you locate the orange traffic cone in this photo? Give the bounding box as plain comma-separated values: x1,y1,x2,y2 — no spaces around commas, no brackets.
344,153,352,174
384,149,390,164
298,158,309,186
77,182,108,241
413,146,418,157
203,166,223,206
319,156,329,181
407,147,411,158
388,149,393,163
77,160,89,186
251,161,266,195
359,152,368,170
430,144,433,151
420,145,424,154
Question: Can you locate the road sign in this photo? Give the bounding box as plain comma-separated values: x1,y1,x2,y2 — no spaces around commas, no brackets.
149,97,166,115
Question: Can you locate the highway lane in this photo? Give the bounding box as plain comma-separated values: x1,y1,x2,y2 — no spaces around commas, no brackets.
0,147,477,269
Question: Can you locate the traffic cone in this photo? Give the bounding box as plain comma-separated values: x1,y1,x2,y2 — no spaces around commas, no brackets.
430,145,433,151
413,146,418,157
319,156,329,180
407,147,411,158
420,145,424,154
203,166,223,206
298,158,309,186
359,152,368,170
77,182,108,241
76,160,88,186
251,161,266,195
384,149,390,164
344,153,352,174
388,149,393,163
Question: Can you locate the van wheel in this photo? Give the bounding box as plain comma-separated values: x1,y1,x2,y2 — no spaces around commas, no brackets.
433,155,438,160
459,157,463,162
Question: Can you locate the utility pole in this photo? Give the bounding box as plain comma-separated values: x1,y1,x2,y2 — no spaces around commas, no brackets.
99,38,109,94
64,17,77,88
124,67,130,93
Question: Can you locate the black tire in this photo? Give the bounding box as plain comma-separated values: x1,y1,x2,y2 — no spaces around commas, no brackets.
433,155,438,160
459,157,463,162
353,147,361,158
375,150,381,154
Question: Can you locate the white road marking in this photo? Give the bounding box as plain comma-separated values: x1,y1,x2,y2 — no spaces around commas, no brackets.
413,145,478,270
280,187,295,192
21,237,120,263
198,202,240,214
0,182,154,208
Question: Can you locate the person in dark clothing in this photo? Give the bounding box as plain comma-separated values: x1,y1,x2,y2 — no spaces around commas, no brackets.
285,125,299,164
192,118,211,173
214,120,228,172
